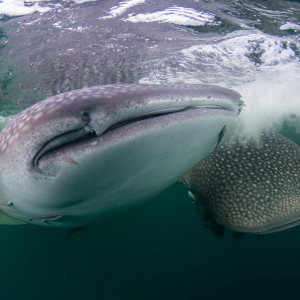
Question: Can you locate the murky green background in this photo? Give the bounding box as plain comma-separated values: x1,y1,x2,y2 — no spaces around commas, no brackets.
1,168,300,300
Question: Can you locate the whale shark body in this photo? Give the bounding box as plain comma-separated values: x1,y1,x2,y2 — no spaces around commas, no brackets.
183,132,300,235
0,84,242,228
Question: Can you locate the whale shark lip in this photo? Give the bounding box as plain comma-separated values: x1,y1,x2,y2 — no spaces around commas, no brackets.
33,104,232,170
33,108,184,169
94,105,227,134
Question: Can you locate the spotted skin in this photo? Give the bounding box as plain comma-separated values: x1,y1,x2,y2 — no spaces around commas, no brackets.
184,132,300,234
0,84,242,228
0,84,241,162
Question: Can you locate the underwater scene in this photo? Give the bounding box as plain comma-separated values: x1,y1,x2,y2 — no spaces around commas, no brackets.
0,0,300,299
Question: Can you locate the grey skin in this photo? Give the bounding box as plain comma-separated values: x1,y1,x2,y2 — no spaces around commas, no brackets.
183,132,300,234
0,84,242,228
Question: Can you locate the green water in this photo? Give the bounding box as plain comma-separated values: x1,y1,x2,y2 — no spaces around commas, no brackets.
1,179,300,299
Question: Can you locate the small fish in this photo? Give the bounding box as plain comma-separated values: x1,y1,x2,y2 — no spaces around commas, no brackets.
214,124,227,150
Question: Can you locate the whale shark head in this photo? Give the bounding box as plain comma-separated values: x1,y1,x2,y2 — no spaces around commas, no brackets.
0,84,242,228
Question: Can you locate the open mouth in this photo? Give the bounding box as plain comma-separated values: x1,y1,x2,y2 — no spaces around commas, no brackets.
34,106,221,170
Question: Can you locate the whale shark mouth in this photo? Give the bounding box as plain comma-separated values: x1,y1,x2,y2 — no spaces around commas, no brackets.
33,105,224,171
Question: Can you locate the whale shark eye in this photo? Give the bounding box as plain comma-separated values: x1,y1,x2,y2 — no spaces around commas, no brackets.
82,112,90,121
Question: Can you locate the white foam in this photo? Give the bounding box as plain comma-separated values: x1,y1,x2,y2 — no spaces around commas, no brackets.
140,32,300,139
0,0,51,16
140,33,289,85
0,0,96,17
100,0,146,19
236,66,300,139
73,0,96,3
125,6,218,26
232,36,300,139
280,22,300,31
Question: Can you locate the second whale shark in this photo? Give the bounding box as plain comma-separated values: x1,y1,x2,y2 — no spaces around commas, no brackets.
183,132,300,236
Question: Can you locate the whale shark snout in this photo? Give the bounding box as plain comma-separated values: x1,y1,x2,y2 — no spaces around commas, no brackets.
0,84,242,228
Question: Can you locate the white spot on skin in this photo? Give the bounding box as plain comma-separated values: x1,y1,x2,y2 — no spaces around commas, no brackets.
91,141,97,146
56,97,65,103
33,112,44,120
17,121,26,130
47,106,61,114
22,124,31,132
35,106,44,113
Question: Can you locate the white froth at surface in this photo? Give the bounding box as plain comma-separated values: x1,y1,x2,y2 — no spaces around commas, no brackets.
280,22,300,31
236,67,300,139
100,0,146,19
125,6,218,26
140,33,299,86
140,32,300,139
0,0,96,17
0,0,51,16
73,0,96,3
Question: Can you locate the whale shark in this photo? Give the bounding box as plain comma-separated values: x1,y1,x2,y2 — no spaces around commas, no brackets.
0,84,242,228
183,132,300,235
